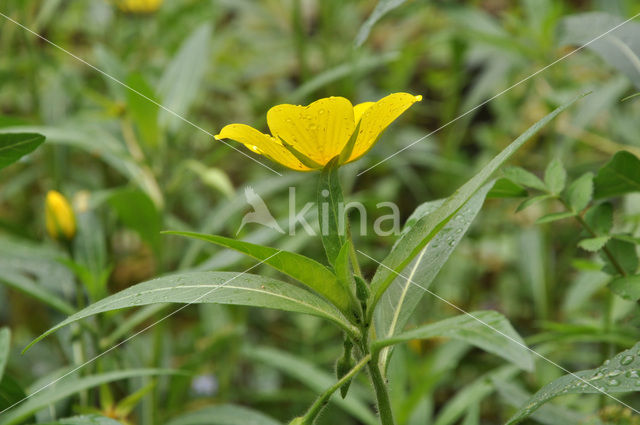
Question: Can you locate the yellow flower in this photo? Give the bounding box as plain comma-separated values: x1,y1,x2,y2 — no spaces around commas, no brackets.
45,190,76,241
215,93,422,171
115,0,162,14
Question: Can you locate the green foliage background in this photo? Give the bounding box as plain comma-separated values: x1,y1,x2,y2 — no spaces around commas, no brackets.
1,0,640,424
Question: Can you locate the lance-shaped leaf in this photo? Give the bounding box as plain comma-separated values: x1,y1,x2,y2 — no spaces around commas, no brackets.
368,93,586,309
165,405,282,425
0,133,45,170
373,311,534,372
0,369,176,425
38,415,123,425
318,157,347,267
26,272,357,351
164,231,352,313
374,183,493,372
506,340,640,424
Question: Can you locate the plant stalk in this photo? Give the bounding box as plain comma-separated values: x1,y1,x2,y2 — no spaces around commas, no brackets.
301,354,371,424
368,352,396,425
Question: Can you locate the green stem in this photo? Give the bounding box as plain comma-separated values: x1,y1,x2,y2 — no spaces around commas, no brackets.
347,225,363,279
301,354,371,424
368,352,396,425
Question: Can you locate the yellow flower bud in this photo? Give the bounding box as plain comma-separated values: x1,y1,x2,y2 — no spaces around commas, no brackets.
45,190,76,241
115,0,163,14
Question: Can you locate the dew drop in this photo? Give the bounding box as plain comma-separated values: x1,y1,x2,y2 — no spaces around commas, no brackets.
621,355,634,366
607,379,620,387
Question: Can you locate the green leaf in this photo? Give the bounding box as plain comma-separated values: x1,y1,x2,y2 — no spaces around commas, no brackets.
334,240,354,291
559,12,640,89
374,311,534,372
516,194,552,212
594,151,640,199
503,166,547,191
0,328,9,383
601,239,638,276
368,94,586,308
566,172,594,212
126,73,160,147
506,341,640,424
39,415,124,425
158,24,212,131
164,405,282,425
0,376,26,414
535,211,576,224
0,133,45,170
609,275,640,301
578,236,610,252
544,158,567,195
0,270,75,315
375,183,493,373
433,366,519,425
164,231,352,313
318,158,347,267
487,178,527,198
243,346,377,425
0,369,175,425
355,0,409,47
26,271,356,351
584,202,613,235
109,188,162,253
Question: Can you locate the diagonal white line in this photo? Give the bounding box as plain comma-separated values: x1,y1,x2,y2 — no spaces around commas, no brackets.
357,249,640,415
0,11,282,176
357,11,640,176
0,251,282,416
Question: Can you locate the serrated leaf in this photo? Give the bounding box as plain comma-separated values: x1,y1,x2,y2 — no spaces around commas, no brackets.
609,275,640,301
374,311,534,372
318,157,347,267
544,158,567,195
535,211,576,224
164,404,282,425
164,231,352,313
516,194,552,212
594,151,640,199
584,202,613,235
368,94,586,307
503,166,547,191
578,236,610,252
506,341,640,424
0,370,175,425
26,272,356,351
375,184,492,372
487,178,527,198
0,329,9,383
601,239,638,276
0,133,45,170
566,172,594,212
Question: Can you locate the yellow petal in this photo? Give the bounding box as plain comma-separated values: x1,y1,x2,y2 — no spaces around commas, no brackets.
347,93,422,163
267,97,355,165
353,102,374,124
215,124,311,171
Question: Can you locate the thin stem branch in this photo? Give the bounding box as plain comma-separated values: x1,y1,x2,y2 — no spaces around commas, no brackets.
301,354,371,424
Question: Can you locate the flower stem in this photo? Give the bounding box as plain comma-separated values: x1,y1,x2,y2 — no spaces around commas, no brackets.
300,354,371,424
